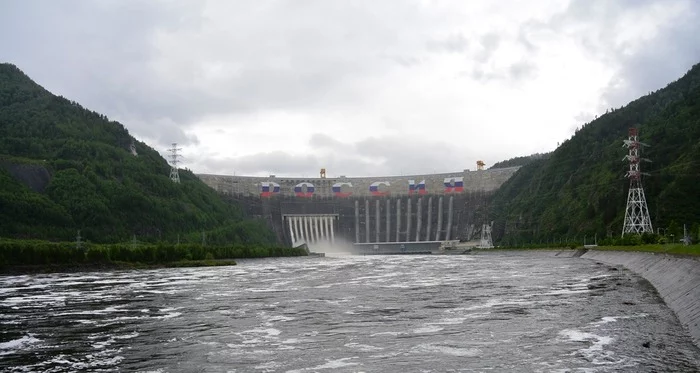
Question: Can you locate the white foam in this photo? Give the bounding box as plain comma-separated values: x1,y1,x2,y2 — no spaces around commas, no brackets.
559,329,614,355
91,338,115,349
0,334,42,355
370,331,404,337
590,313,649,327
265,315,295,323
431,317,466,325
53,305,127,317
255,361,282,370
114,332,139,340
415,343,481,357
157,312,182,319
287,357,360,372
413,325,444,334
243,328,281,337
344,342,382,352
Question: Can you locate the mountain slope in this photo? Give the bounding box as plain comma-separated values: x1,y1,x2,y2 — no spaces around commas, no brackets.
489,153,550,170
491,63,700,244
0,63,275,244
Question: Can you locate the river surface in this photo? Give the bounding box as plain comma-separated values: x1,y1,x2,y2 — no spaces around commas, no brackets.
1,253,700,372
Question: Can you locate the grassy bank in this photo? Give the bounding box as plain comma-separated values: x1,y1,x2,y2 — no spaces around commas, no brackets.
593,244,700,256
0,239,308,274
479,243,700,256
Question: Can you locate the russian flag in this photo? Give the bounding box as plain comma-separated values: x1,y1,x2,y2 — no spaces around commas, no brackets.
332,182,353,197
443,177,464,193
260,182,280,197
294,182,315,197
369,181,390,196
408,180,427,195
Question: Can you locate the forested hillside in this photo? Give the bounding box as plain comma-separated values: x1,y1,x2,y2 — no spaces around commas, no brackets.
0,63,275,244
491,63,700,244
489,153,550,170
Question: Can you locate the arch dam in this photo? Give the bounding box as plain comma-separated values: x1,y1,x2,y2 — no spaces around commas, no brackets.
197,167,520,253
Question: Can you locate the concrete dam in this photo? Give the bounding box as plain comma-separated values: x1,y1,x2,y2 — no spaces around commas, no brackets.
197,167,520,251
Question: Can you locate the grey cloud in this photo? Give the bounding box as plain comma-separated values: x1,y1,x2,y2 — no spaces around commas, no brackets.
1,0,413,137
475,33,501,63
516,24,538,53
132,118,200,150
542,0,700,109
600,17,700,109
308,133,350,150
426,33,469,53
201,151,321,177
508,61,538,80
384,55,423,68
574,111,596,125
469,61,536,83
197,135,478,177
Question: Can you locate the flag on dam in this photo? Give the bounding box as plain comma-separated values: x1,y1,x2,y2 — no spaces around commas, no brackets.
332,182,353,197
294,182,315,197
369,181,391,196
260,181,280,197
443,177,464,193
409,180,427,195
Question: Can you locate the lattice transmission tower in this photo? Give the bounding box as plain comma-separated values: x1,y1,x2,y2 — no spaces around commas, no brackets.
478,222,494,249
168,143,182,183
621,128,653,236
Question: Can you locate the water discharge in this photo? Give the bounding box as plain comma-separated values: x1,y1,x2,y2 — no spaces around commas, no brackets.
1,253,699,372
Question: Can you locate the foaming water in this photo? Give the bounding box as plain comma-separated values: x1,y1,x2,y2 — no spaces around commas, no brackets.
1,254,699,372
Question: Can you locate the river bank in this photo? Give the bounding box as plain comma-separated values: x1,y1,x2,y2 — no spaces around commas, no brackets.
0,239,308,274
579,250,700,349
0,259,239,275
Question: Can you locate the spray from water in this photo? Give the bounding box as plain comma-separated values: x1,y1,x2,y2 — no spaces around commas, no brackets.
298,237,356,256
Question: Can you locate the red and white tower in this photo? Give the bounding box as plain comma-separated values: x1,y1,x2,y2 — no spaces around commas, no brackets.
621,128,653,236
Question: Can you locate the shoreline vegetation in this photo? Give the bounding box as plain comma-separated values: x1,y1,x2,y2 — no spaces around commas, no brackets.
2,239,698,275
0,239,308,274
476,243,700,256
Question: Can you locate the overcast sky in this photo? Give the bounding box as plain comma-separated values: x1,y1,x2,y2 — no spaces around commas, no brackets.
2,0,699,177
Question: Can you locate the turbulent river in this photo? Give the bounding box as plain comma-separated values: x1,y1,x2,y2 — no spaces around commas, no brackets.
1,252,699,372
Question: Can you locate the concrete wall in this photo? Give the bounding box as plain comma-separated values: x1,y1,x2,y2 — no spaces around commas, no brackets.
580,250,700,348
230,192,492,246
352,241,443,255
197,167,519,197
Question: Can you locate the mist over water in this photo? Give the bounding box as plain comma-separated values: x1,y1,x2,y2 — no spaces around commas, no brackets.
1,253,699,372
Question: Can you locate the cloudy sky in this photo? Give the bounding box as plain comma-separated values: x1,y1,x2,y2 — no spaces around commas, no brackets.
2,0,699,177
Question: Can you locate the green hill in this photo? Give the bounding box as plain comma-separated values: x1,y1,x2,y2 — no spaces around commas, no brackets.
0,63,275,245
489,153,550,170
491,63,700,245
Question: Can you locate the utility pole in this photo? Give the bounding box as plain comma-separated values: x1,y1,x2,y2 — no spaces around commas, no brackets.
622,127,653,236
168,143,182,183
